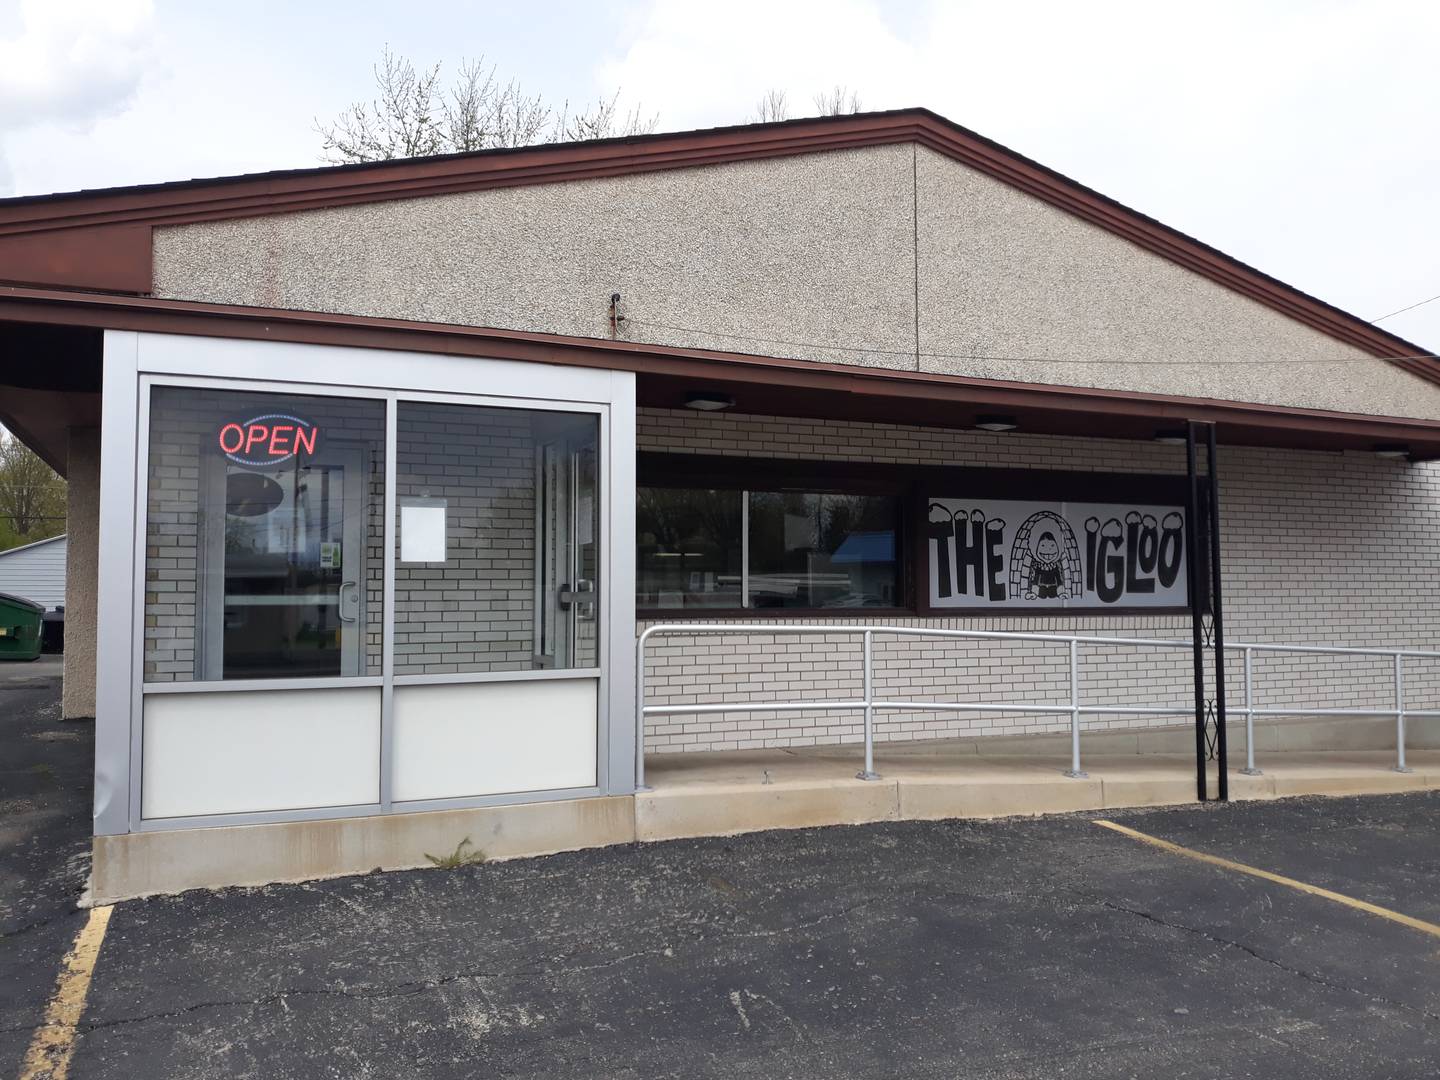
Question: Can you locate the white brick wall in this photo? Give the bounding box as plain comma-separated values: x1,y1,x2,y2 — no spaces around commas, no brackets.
637,407,1440,752
393,402,536,674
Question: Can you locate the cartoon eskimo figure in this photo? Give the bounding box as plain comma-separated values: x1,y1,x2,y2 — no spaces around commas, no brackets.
1009,511,1081,602
1029,531,1065,599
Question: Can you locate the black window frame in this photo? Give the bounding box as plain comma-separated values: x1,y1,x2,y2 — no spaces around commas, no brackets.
637,452,913,618
637,452,1206,619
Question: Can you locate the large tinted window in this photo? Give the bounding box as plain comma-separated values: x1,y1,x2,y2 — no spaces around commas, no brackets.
637,485,901,611
748,492,899,609
636,488,743,610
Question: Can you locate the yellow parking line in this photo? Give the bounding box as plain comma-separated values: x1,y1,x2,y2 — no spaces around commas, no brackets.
1094,819,1440,940
19,905,113,1080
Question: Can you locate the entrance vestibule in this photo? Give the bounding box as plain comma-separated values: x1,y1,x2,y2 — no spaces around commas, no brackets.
97,333,637,835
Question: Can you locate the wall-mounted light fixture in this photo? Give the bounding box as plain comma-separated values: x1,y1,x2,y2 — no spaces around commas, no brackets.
974,414,1018,432
1153,429,1188,445
684,392,736,412
1373,443,1411,460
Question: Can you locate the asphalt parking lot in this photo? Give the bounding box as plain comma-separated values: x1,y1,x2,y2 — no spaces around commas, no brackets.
3,668,1438,1079
1,658,93,1080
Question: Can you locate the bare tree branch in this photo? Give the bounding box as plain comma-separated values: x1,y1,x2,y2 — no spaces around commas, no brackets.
317,48,658,162
752,89,790,123
813,85,863,116
553,90,658,143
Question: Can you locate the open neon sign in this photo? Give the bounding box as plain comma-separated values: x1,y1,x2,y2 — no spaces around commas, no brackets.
217,414,320,467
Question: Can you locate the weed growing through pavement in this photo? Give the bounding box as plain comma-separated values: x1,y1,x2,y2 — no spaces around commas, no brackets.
424,837,487,869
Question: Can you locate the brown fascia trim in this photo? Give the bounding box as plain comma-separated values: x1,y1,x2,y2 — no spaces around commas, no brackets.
4,284,1439,452
0,108,1434,386
0,223,152,294
0,115,920,233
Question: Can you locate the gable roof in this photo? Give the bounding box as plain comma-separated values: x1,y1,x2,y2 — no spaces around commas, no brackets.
0,107,1432,383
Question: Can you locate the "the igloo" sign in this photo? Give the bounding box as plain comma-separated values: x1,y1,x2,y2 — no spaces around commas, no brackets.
925,498,1188,609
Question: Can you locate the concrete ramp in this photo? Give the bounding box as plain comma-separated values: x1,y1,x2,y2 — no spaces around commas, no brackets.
636,744,1440,842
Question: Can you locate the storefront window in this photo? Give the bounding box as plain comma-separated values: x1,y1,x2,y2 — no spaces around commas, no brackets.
144,386,386,682
637,485,901,610
636,488,744,609
394,402,599,672
748,492,899,609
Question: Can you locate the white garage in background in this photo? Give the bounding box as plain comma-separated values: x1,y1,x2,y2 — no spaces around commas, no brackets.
0,534,66,612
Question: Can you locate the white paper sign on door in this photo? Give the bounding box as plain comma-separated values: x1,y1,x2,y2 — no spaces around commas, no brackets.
400,499,448,563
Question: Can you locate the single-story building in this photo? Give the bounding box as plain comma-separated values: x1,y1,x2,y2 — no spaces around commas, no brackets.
0,533,66,611
2,109,1438,901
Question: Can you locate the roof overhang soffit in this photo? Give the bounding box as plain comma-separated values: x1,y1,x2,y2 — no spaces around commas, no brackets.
4,285,1440,459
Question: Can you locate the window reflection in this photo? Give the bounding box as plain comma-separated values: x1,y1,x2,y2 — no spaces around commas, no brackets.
636,486,901,611
749,493,898,608
143,386,386,683
636,488,743,609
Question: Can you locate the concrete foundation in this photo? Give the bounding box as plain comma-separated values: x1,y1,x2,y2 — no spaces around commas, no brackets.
91,741,1440,902
90,794,636,905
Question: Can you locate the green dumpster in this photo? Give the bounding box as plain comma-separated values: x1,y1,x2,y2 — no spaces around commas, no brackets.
0,593,44,662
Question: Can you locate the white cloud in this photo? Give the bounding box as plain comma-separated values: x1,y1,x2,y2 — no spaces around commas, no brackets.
0,0,156,192
598,0,918,127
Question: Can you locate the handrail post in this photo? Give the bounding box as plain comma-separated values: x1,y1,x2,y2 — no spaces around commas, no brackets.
1064,638,1087,778
1240,645,1261,775
1393,652,1412,774
857,629,881,780
635,628,652,792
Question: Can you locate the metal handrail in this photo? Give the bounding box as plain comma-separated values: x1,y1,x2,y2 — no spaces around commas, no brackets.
635,623,1440,789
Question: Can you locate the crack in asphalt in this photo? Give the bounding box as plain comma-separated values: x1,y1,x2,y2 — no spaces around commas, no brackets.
1097,898,1440,1025
0,906,84,942
0,897,883,1037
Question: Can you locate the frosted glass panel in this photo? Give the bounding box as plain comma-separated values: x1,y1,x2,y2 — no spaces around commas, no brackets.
392,679,597,802
142,687,381,818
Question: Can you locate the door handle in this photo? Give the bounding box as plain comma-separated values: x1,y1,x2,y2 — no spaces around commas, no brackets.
338,580,359,623
558,579,597,619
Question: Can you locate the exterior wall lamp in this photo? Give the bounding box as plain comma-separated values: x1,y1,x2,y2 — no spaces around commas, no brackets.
974,414,1018,432
685,392,736,412
1373,444,1411,460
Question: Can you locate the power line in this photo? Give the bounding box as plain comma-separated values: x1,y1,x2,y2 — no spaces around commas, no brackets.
626,318,1440,367
1372,293,1440,324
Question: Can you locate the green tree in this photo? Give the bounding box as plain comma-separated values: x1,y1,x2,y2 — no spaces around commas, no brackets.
0,431,66,550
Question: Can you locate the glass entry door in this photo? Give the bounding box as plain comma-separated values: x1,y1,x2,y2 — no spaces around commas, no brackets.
199,447,366,679
535,416,599,669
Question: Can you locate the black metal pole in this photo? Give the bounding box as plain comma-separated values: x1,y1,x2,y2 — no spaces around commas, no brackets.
1206,424,1229,801
1184,422,1207,801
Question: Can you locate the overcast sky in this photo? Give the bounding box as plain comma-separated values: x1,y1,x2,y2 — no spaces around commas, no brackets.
2,0,1437,349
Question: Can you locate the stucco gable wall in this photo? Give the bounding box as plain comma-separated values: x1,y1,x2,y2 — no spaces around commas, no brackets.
914,146,1440,419
152,144,920,371
152,140,1440,419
